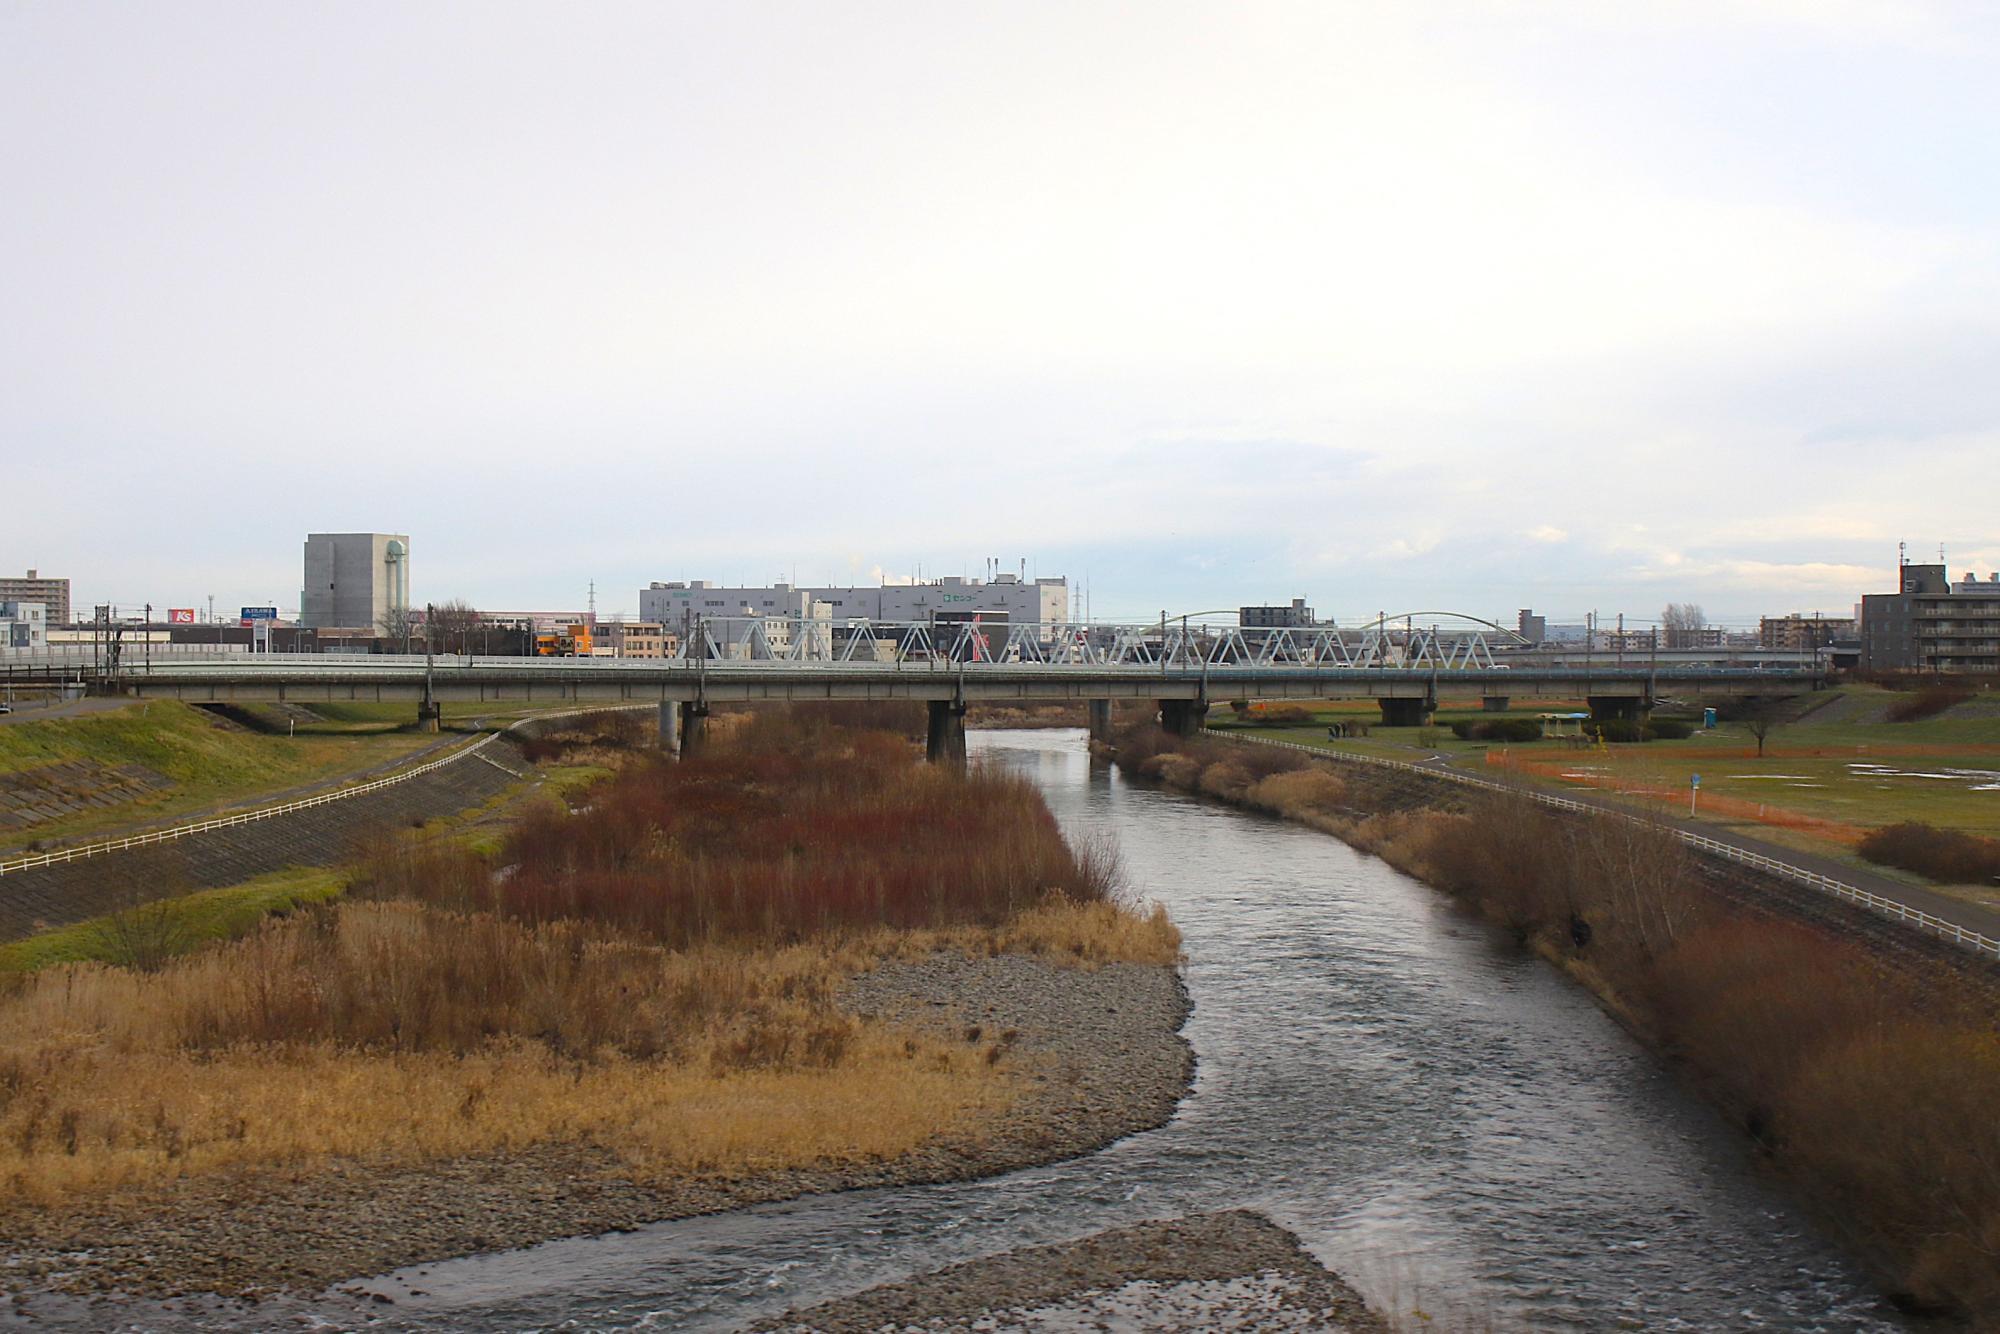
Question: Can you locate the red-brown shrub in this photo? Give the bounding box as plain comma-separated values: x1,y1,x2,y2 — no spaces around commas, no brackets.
1858,821,2000,885
404,715,1117,948
1885,686,1973,723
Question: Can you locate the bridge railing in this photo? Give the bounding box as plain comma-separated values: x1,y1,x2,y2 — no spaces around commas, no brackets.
1217,733,2000,963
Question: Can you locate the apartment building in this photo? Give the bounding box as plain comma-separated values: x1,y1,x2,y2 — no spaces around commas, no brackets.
1862,563,2000,673
0,571,69,626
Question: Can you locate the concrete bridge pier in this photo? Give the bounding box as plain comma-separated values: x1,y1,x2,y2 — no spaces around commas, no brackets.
416,700,442,733
927,699,967,767
657,700,679,754
1481,696,1510,712
1378,697,1432,727
678,701,711,757
1159,699,1208,736
1087,699,1113,743
1587,695,1650,724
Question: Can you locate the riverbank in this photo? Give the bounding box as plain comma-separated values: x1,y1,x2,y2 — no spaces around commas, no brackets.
0,950,1190,1300
1102,724,2000,1323
754,1210,1385,1332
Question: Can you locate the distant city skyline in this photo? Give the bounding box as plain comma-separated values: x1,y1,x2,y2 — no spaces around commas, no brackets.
6,4,1996,621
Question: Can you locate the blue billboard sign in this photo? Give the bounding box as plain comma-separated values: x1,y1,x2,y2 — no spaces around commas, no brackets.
240,606,278,621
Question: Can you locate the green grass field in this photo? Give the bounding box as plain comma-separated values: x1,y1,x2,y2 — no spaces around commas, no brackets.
0,867,348,973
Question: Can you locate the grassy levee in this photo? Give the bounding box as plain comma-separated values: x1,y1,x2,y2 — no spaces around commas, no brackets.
1210,684,2000,905
0,700,446,853
1107,723,2000,1322
0,707,1175,1220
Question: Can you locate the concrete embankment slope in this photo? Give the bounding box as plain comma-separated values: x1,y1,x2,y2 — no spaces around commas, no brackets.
0,735,528,941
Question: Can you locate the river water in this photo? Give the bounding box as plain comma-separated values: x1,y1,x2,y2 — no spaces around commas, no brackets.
51,729,1904,1331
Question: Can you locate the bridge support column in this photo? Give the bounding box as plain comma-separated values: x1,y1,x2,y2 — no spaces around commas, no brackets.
417,700,442,733
1481,696,1510,713
1087,699,1113,743
1587,696,1650,724
1159,699,1207,736
678,701,710,757
1378,697,1431,727
658,700,679,755
927,700,967,767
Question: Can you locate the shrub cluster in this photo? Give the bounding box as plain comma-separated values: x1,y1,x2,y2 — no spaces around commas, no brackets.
519,709,650,763
1884,686,1973,723
1583,719,1647,742
1447,718,1543,743
1577,718,1691,742
370,708,1121,949
1858,821,2000,885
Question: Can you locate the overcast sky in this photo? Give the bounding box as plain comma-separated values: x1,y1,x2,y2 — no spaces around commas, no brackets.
4,2,1996,625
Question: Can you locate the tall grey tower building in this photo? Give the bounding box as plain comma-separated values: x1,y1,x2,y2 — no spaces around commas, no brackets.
300,533,410,629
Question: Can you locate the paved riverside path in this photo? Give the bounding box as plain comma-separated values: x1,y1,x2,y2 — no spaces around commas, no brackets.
0,740,529,941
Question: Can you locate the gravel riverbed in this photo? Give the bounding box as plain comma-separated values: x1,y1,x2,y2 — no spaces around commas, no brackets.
0,952,1191,1305
753,1210,1386,1332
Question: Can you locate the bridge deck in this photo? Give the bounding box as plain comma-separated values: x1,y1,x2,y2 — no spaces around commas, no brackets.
5,655,1826,705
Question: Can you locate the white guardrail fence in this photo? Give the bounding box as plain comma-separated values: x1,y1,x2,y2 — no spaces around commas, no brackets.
1221,733,2000,963
0,730,515,879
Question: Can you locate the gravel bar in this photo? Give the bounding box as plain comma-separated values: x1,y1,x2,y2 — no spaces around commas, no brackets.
0,952,1190,1306
754,1210,1387,1332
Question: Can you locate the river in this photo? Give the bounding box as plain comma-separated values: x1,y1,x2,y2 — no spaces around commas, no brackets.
294,728,1897,1331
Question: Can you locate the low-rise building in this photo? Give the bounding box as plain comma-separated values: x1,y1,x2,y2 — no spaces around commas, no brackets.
591,621,677,659
1,601,47,649
1240,598,1315,628
1758,613,1856,652
1862,563,2000,673
1662,625,1726,650
639,574,1068,636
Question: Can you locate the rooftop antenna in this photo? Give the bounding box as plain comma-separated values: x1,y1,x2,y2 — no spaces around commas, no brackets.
588,581,597,625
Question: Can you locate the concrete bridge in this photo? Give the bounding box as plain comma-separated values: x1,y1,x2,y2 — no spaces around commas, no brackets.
9,651,1822,764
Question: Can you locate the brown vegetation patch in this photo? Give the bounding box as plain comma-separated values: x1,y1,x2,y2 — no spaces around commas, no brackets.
1858,821,2000,886
1884,686,1975,724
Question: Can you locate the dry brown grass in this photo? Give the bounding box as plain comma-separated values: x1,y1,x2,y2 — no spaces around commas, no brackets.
0,717,1176,1210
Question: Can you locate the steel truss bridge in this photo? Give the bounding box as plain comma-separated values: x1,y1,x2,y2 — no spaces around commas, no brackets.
692,612,1546,671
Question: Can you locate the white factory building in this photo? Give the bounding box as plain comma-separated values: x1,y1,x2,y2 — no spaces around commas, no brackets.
639,574,1069,636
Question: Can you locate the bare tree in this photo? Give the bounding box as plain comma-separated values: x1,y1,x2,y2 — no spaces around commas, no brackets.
377,604,420,648
1740,697,1783,758
1661,602,1708,650
428,599,483,653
